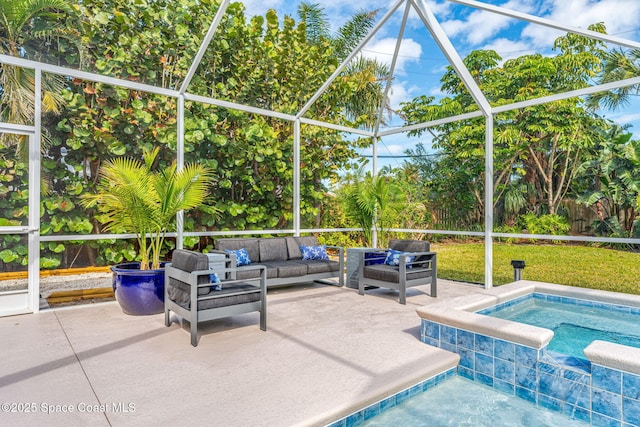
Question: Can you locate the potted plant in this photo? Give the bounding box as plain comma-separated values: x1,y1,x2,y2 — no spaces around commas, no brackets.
81,147,213,315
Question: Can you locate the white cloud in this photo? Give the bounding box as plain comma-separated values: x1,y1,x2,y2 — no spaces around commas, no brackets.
362,37,423,73
611,112,640,125
521,0,640,49
440,0,536,46
482,38,535,61
387,80,420,109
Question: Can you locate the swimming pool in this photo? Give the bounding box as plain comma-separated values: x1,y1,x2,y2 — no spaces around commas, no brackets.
328,371,588,427
479,293,640,359
416,281,640,426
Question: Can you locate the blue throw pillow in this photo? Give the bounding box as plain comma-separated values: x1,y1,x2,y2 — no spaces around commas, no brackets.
224,248,252,266
300,245,329,261
384,249,414,268
210,272,222,291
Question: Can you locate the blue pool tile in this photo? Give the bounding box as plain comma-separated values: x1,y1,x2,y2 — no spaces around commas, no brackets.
564,403,592,424
592,412,622,427
424,321,439,340
475,334,494,355
593,388,623,420
345,411,364,427
395,389,410,405
408,384,422,397
516,386,537,404
565,381,592,409
422,377,436,391
457,329,474,349
624,373,640,400
593,365,623,394
515,366,537,390
494,339,515,362
623,397,640,425
440,342,456,353
546,294,562,303
441,325,456,345
379,395,396,412
476,372,493,387
565,369,590,385
494,358,515,383
458,366,474,380
516,345,538,368
494,378,515,395
363,404,380,421
576,298,595,308
538,393,563,413
475,352,493,376
539,372,566,400
539,361,560,376
458,348,474,369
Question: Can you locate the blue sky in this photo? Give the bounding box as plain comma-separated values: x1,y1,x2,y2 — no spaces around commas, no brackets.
238,0,640,170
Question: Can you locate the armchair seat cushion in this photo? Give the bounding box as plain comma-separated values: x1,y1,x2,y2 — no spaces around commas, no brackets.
197,284,261,311
168,280,261,310
363,264,433,284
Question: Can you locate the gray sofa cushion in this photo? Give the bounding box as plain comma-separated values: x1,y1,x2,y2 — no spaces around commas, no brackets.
216,238,260,263
363,264,432,283
236,267,267,280
259,238,288,262
260,261,308,278
388,239,430,253
298,260,339,274
167,250,211,306
286,236,319,260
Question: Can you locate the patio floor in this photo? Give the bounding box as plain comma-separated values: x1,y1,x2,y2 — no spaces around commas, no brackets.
0,279,489,426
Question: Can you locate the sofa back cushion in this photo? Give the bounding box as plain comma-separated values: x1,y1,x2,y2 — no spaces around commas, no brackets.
216,238,260,263
259,238,288,262
388,239,431,264
286,236,319,260
388,239,430,253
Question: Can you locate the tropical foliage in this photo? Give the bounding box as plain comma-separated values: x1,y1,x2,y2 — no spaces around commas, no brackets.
80,147,213,270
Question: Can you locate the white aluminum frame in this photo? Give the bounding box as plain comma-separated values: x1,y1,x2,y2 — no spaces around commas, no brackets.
0,0,638,311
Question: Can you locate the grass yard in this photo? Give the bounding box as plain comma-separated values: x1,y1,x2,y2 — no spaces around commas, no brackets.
431,242,640,295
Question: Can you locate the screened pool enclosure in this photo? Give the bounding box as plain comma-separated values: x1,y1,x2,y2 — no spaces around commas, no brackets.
1,0,639,315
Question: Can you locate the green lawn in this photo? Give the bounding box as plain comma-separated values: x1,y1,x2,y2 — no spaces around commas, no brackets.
431,242,640,295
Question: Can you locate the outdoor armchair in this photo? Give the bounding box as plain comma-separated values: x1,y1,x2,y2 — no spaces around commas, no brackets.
358,239,437,304
165,249,267,346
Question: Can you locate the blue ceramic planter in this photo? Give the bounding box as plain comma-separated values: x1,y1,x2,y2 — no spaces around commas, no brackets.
111,262,167,315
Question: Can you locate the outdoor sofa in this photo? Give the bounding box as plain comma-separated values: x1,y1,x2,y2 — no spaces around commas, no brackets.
358,239,437,304
214,236,344,287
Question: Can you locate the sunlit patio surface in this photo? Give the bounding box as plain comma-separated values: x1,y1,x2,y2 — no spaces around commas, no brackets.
0,279,487,426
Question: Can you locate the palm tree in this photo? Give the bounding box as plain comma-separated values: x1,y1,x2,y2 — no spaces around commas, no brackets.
0,0,82,154
589,48,640,111
81,147,214,270
297,1,391,129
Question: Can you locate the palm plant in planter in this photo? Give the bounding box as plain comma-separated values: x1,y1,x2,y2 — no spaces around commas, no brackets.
82,147,213,314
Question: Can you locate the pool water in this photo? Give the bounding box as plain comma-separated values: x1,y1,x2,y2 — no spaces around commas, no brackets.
360,376,587,426
484,296,640,359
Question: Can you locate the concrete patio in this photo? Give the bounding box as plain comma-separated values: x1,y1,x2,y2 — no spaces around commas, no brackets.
0,279,488,426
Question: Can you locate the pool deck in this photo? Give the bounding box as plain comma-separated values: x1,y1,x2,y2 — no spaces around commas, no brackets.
0,279,488,427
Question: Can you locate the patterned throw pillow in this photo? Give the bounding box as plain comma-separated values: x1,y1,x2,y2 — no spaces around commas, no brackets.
384,249,414,268
210,272,222,291
300,245,329,261
224,248,252,266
